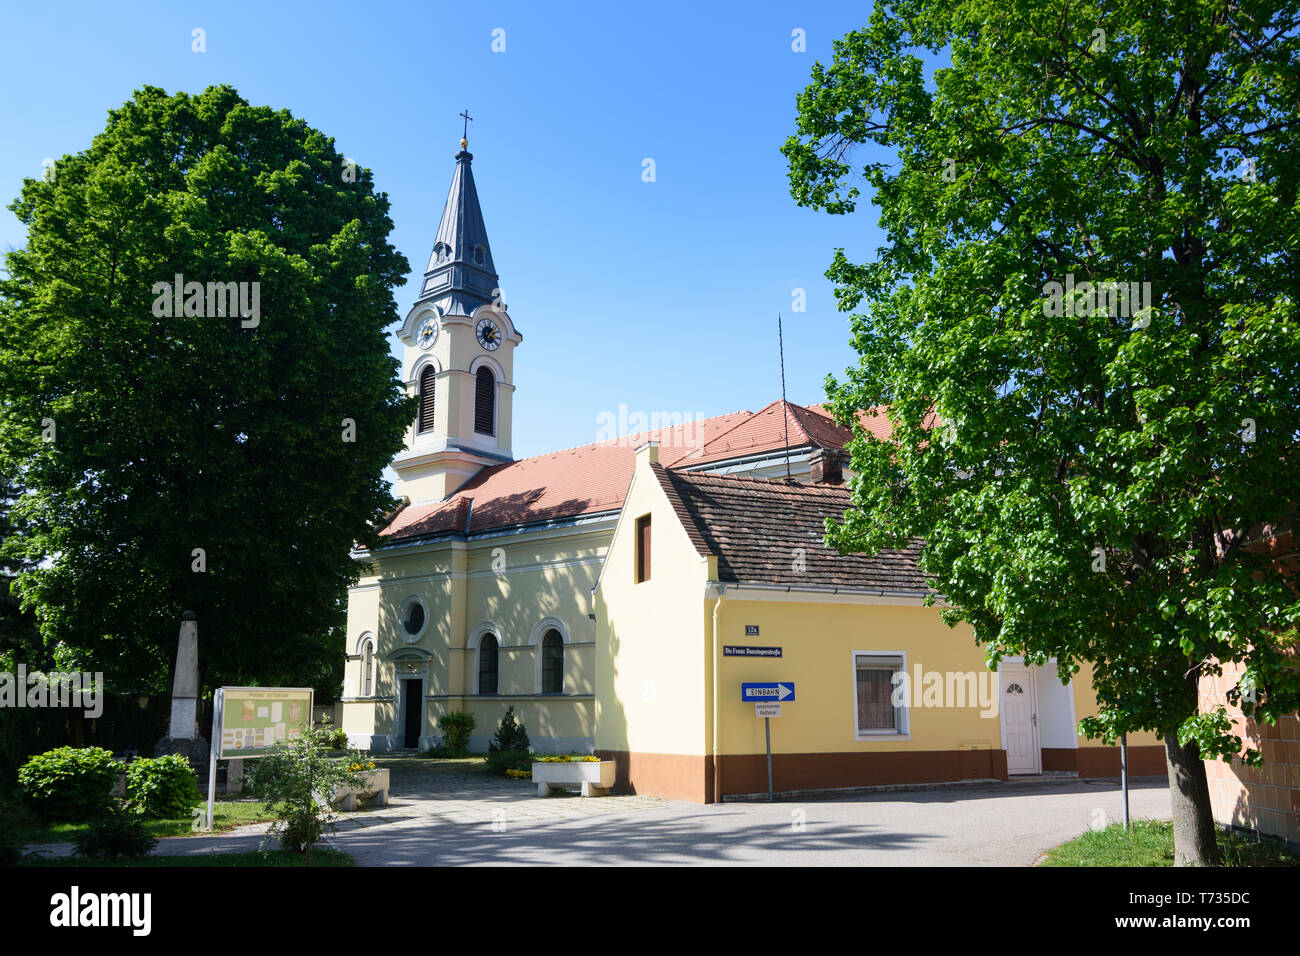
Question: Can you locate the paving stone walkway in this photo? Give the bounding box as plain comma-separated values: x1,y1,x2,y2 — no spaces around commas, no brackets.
21,755,674,859
332,755,673,832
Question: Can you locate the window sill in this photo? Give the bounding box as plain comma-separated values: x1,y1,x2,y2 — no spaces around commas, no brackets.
855,732,910,741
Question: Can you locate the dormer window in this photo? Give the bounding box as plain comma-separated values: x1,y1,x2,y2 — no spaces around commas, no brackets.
473,245,485,265
435,243,450,263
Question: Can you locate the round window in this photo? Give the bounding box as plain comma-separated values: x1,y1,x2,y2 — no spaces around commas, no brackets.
399,597,428,643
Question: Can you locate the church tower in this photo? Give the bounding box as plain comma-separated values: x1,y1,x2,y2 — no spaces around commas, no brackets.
392,128,521,503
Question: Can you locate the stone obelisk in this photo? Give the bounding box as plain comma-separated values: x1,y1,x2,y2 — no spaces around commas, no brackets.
156,610,209,770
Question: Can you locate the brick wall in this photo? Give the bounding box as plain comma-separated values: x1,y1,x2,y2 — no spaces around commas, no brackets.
1199,661,1300,848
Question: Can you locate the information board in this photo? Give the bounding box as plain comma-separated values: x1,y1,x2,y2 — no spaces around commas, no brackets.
214,686,314,759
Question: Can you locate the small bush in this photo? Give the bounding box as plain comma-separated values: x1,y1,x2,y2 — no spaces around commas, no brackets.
438,711,476,755
489,706,530,754
244,735,371,863
126,754,202,819
72,809,158,860
485,748,532,776
17,747,122,822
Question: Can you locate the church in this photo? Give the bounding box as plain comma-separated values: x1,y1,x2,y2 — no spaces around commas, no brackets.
340,135,1164,802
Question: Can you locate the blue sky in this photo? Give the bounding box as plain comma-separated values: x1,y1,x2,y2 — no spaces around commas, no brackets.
0,0,890,459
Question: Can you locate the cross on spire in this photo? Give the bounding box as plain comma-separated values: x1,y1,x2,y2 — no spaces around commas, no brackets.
459,109,473,144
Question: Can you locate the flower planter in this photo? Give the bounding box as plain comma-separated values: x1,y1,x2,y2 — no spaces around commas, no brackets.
330,768,390,811
531,759,615,797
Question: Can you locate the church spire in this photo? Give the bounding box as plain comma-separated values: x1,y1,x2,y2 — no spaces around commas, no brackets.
417,118,498,317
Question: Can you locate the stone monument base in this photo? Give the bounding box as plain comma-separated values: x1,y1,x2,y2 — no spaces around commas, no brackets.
155,735,210,770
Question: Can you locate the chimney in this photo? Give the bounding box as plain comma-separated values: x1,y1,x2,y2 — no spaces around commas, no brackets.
810,448,846,485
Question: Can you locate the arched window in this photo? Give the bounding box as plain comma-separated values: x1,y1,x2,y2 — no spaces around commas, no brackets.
418,366,436,433
361,639,375,697
474,366,495,435
478,634,499,695
541,630,563,694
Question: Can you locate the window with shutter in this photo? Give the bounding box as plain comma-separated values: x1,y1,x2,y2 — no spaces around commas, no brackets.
418,366,436,433
474,366,495,435
854,654,906,735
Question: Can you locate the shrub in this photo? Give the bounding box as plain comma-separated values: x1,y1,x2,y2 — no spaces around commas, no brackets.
126,754,202,819
16,746,122,822
72,808,158,860
244,734,371,863
438,711,476,755
485,748,532,776
489,706,530,754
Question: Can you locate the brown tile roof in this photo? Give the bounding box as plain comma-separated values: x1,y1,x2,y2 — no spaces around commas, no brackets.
674,400,853,467
379,410,752,542
376,401,911,547
655,469,928,592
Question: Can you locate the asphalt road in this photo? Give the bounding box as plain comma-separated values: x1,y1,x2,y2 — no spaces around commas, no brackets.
322,776,1171,866
29,770,1171,866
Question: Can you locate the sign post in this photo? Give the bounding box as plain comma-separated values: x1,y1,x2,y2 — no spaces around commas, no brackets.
742,685,793,802
206,686,314,832
206,688,222,833
1120,732,1130,831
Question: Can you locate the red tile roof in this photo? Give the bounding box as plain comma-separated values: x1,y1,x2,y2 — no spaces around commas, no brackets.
673,400,852,467
379,410,751,542
376,401,902,544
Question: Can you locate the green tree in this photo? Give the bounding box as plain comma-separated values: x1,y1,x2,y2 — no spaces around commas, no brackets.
0,85,414,693
0,478,41,667
785,1,1300,865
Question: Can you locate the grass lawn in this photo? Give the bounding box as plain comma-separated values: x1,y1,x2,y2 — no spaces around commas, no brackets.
4,797,279,846
1042,819,1300,867
18,848,355,867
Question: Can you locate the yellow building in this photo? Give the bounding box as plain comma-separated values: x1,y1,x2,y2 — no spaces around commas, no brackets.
591,443,1163,801
341,139,1162,799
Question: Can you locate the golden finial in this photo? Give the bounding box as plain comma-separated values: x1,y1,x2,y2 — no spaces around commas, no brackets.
459,109,472,150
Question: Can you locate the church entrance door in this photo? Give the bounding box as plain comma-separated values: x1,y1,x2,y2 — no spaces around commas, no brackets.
401,679,423,749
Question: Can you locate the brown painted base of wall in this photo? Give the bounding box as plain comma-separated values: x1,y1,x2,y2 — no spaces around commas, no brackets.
600,748,1009,804
595,749,711,803
1042,746,1166,778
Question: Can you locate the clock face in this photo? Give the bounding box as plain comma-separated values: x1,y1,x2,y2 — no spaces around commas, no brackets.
476,318,501,351
417,316,439,350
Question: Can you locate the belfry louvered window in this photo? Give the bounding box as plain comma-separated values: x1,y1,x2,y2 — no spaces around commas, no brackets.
418,366,436,433
474,366,495,435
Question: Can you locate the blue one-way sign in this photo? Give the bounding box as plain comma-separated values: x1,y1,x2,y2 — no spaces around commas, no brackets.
741,682,795,702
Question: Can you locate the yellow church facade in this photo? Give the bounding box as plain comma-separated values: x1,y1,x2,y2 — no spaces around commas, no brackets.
339,140,1163,801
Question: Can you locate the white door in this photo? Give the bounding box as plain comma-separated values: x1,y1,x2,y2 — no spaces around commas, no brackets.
1001,664,1040,774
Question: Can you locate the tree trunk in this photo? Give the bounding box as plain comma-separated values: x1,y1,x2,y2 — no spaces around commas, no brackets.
1163,733,1220,866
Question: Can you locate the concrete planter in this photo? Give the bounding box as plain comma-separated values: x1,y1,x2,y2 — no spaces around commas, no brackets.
330,768,390,811
532,760,615,797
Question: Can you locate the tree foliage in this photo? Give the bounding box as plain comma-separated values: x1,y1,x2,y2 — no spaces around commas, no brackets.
785,1,1300,864
0,85,414,692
